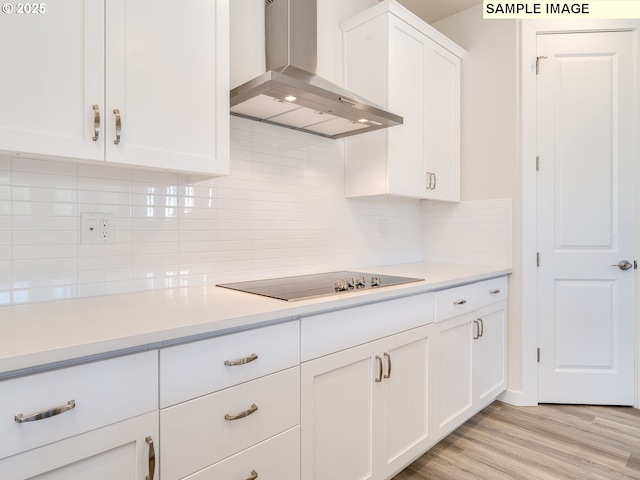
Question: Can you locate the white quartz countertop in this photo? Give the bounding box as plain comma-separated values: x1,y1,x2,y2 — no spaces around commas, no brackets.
0,263,511,376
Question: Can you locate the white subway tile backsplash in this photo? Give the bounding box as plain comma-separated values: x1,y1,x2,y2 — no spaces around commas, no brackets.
422,198,512,267
0,156,10,170
0,117,511,306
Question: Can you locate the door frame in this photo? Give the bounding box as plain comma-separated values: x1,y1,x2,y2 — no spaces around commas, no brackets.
520,19,640,408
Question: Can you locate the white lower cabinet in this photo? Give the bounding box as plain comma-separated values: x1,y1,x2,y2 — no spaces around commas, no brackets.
0,276,508,480
433,314,474,440
301,324,433,480
0,350,159,480
183,427,300,480
159,320,302,480
161,367,300,480
433,282,508,442
0,411,158,480
473,301,507,410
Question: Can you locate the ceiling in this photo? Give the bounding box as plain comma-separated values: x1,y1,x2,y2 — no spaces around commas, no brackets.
397,0,482,23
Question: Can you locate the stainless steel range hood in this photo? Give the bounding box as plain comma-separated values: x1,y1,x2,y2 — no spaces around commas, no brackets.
230,0,403,139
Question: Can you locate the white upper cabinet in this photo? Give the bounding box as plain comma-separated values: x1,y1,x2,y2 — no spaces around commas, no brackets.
0,0,105,162
342,0,465,201
0,0,229,177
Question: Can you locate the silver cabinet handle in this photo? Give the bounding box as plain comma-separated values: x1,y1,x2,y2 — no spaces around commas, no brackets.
612,260,633,271
490,289,501,294
15,399,75,423
246,470,259,480
92,105,100,141
453,299,467,305
224,353,258,366
146,436,155,480
478,318,484,337
473,320,480,340
425,172,437,190
375,355,383,383
113,108,121,145
383,352,392,379
225,403,258,421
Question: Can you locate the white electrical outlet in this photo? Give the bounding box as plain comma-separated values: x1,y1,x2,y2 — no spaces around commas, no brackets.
81,213,115,244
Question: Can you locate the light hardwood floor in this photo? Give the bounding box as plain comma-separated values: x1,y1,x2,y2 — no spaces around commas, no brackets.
394,401,640,480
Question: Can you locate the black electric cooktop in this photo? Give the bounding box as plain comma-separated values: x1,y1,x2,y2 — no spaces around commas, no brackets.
217,271,424,302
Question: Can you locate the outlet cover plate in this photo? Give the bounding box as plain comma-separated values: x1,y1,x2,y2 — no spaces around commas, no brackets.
81,213,115,244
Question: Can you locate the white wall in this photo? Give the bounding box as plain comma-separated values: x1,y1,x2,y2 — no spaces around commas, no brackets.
433,7,524,397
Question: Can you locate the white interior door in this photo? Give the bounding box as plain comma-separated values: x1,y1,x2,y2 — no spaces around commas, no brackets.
536,31,635,405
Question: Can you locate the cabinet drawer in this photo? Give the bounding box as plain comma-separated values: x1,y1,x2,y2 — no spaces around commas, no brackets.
0,350,158,460
301,293,434,362
160,367,300,480
0,411,158,480
183,426,300,480
160,320,299,408
434,283,479,322
476,276,508,305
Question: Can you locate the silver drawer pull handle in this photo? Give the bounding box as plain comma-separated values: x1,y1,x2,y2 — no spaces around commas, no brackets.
225,403,258,421
15,399,76,423
246,470,259,480
490,289,501,294
453,299,467,305
146,436,156,480
224,353,258,366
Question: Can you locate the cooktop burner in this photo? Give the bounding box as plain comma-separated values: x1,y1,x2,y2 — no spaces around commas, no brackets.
217,271,424,301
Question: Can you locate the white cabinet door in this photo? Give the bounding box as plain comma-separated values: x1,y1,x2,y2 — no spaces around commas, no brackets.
105,0,229,175
301,325,433,480
301,340,380,480
473,301,507,409
385,17,428,198
0,411,158,480
0,0,105,161
379,325,433,480
433,314,474,441
424,42,461,201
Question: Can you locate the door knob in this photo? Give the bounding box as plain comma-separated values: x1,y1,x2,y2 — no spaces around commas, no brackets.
612,260,633,271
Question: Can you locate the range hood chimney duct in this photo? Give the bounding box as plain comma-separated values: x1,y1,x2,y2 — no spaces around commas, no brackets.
230,0,403,139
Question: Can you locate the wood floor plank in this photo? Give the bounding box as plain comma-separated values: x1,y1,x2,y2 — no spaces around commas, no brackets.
394,402,640,480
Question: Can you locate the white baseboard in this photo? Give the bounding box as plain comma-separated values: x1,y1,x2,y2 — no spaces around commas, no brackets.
498,389,537,407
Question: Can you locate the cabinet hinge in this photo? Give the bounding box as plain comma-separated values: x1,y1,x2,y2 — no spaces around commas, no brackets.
536,252,540,267
536,56,547,75
536,156,540,171
537,348,540,362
